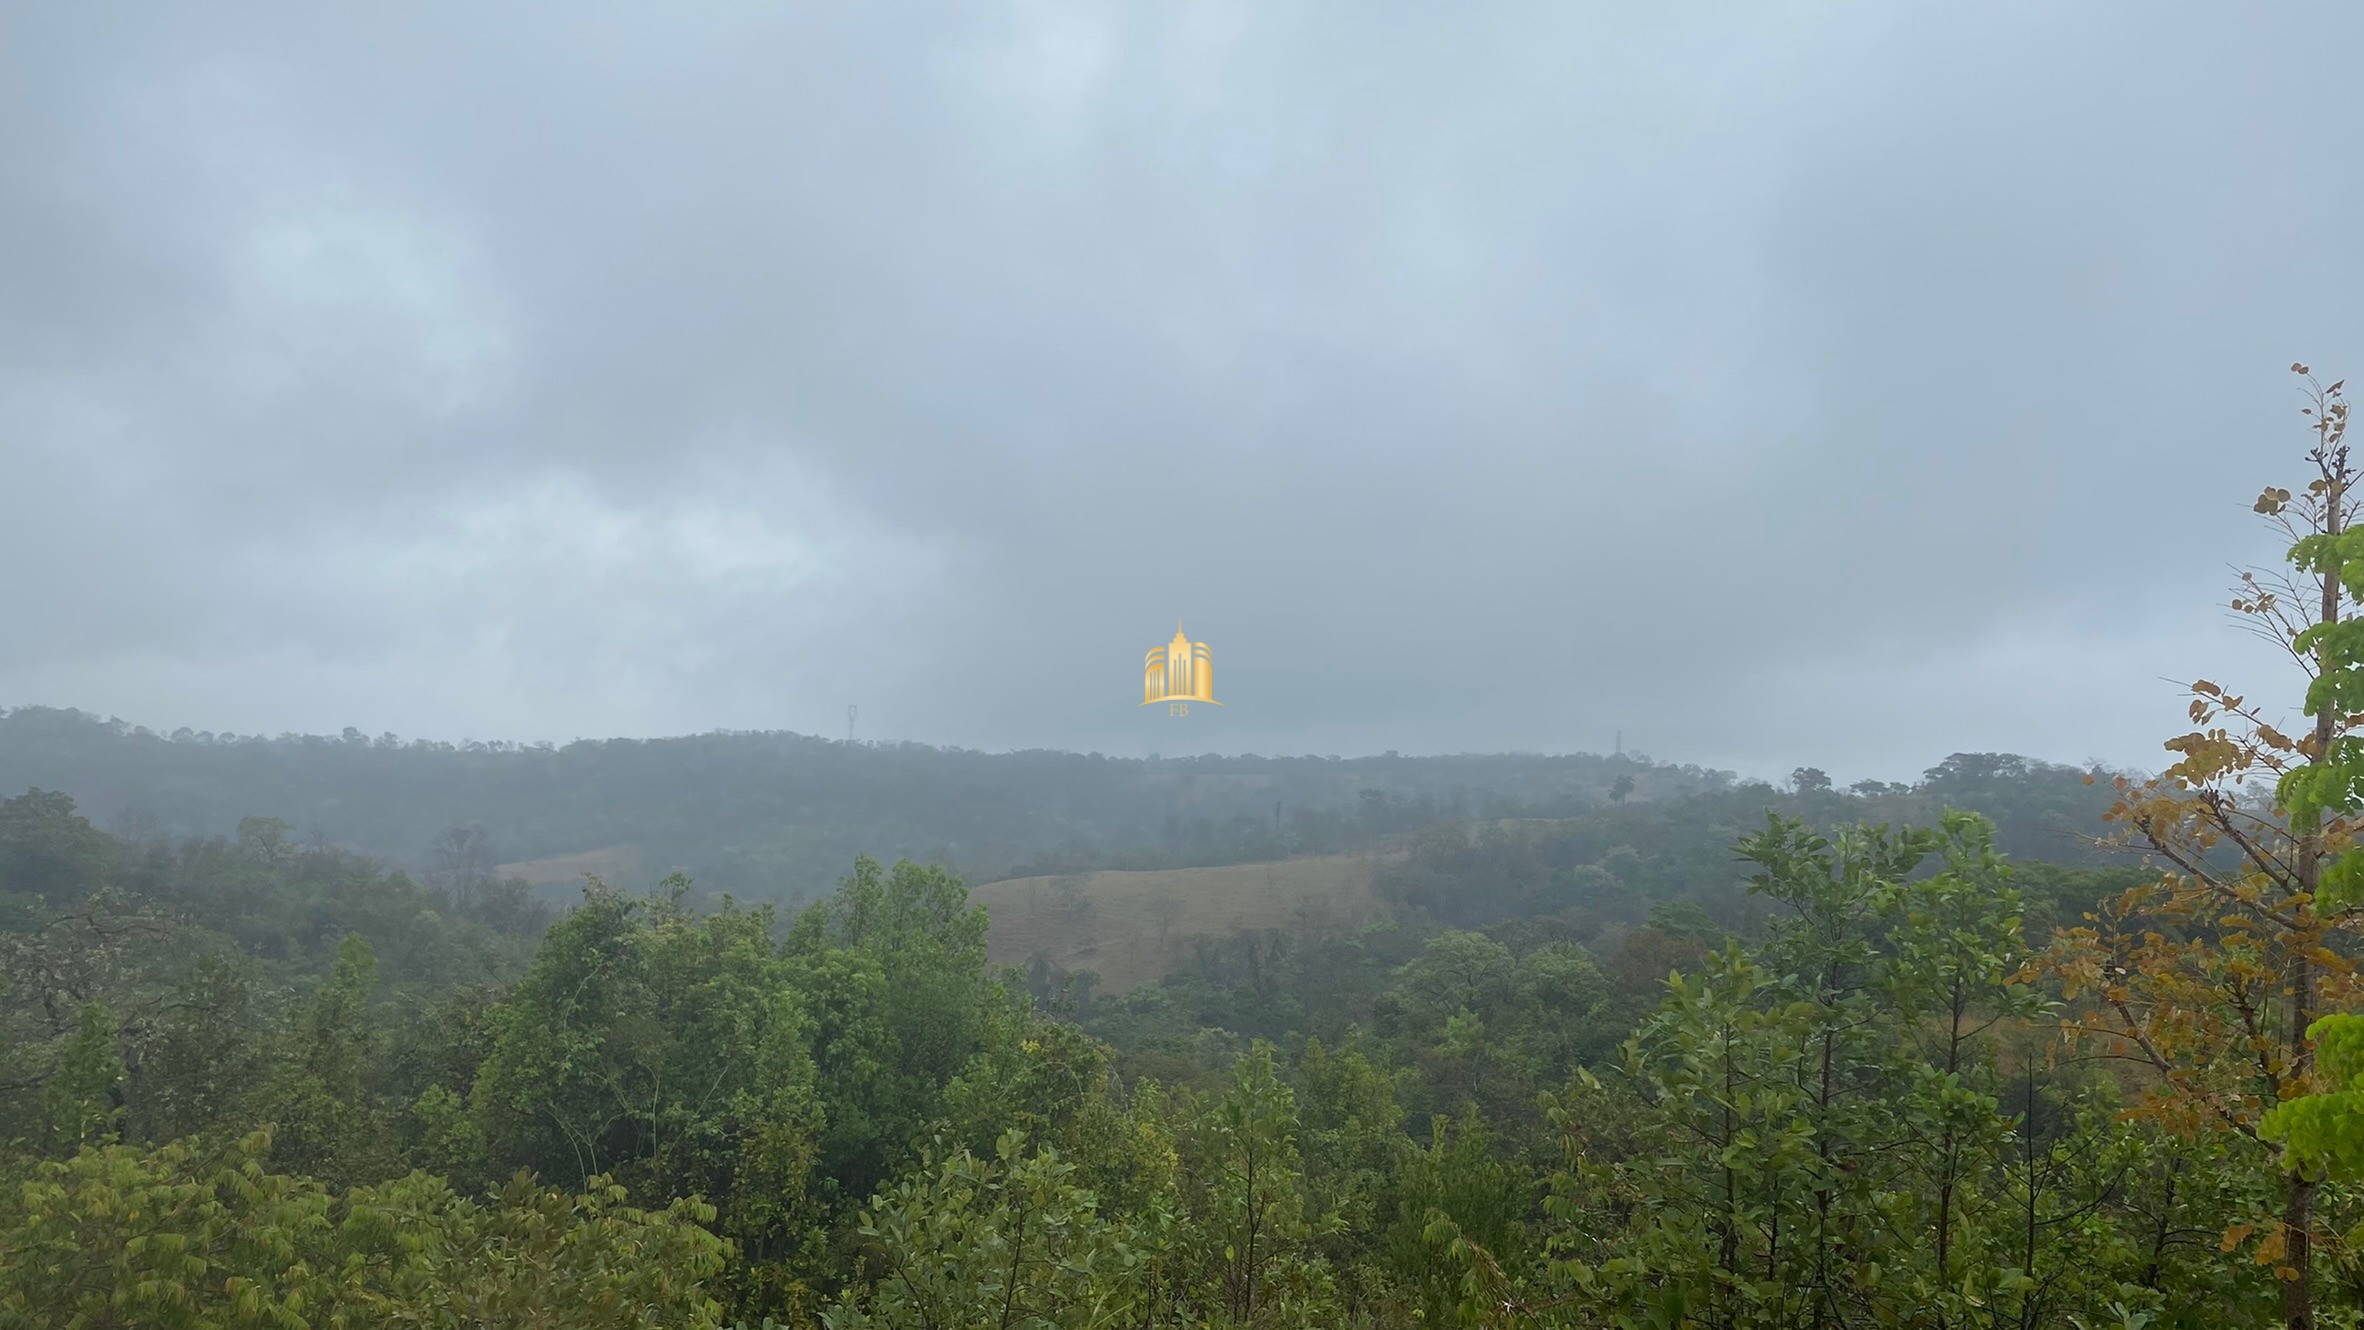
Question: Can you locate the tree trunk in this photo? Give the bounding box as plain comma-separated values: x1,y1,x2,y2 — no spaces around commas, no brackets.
2285,1172,2315,1330
2285,465,2341,1330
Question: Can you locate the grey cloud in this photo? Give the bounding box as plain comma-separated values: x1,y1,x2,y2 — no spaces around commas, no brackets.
0,1,2355,783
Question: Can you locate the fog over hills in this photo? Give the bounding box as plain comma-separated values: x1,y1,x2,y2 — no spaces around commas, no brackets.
0,704,2117,899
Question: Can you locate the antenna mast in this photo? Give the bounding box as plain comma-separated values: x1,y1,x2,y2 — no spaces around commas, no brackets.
847,704,858,745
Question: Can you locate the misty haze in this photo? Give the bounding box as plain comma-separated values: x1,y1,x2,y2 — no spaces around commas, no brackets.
3,6,2362,1328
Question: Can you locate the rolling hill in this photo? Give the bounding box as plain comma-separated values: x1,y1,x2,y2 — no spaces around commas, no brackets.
0,706,1718,899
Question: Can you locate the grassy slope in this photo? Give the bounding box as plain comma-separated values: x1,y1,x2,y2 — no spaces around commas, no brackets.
496,845,642,889
972,851,1397,992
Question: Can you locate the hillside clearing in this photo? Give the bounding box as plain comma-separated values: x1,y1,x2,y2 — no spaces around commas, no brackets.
972,852,1396,993
497,844,641,891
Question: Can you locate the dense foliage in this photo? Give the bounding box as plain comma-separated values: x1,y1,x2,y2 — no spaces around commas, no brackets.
0,771,2330,1328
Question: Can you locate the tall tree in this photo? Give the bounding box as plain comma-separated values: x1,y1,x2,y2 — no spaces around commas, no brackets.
428,824,499,911
252,932,402,1185
784,856,1008,1208
2055,367,2360,1329
470,878,822,1314
0,789,111,906
825,1130,1142,1330
1183,1042,1333,1326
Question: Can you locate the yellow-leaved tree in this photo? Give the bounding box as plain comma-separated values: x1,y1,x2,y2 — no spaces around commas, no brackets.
2054,366,2358,1330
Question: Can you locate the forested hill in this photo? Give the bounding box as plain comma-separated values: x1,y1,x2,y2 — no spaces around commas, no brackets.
0,705,2123,899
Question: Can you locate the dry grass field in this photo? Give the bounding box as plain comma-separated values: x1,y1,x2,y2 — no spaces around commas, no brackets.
497,844,642,889
971,852,1398,993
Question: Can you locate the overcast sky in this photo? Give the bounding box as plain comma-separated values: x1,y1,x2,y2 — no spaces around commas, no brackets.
3,3,2358,783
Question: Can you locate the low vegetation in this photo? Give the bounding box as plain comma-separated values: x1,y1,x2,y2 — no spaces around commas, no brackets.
976,852,1392,992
